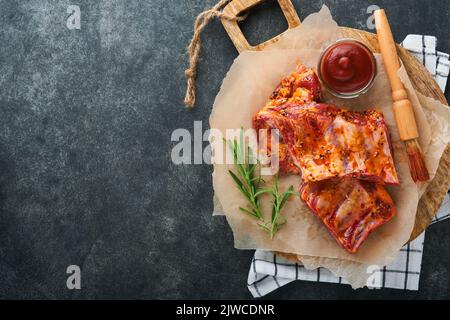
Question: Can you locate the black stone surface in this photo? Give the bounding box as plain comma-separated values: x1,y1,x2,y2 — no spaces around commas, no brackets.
0,0,449,299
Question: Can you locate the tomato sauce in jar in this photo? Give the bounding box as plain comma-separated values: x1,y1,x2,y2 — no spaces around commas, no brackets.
318,39,377,98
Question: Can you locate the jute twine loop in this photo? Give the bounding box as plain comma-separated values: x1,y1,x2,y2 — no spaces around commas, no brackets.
184,0,247,108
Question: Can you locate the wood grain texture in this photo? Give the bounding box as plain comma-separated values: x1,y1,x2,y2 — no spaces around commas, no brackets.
221,0,449,242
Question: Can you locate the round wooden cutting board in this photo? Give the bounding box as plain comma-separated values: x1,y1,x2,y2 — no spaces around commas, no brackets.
221,0,450,242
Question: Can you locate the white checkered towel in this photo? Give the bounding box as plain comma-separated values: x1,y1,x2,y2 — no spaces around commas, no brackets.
247,35,450,298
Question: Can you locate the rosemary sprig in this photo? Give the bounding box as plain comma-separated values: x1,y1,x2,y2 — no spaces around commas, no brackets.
227,129,296,239
227,130,264,220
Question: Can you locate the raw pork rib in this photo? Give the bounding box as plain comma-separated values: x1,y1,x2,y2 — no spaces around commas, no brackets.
254,102,399,185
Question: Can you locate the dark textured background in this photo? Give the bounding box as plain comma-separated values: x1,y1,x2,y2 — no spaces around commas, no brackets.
0,0,449,299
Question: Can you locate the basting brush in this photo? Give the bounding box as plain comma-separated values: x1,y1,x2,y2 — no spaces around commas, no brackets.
374,9,430,182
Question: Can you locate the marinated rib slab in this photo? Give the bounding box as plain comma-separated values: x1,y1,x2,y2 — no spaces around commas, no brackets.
252,64,399,253
254,65,322,175
300,178,397,253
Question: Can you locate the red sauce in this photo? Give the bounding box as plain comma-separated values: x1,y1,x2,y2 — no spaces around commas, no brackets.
319,40,376,95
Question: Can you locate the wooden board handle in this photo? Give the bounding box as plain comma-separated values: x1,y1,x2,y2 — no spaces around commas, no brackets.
221,0,301,52
374,9,419,141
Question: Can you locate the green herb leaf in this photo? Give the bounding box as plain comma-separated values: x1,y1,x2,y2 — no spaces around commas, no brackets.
227,130,264,221
227,129,295,239
239,207,258,218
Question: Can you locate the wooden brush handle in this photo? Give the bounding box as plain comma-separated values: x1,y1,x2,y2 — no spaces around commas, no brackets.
221,0,301,52
374,9,419,141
